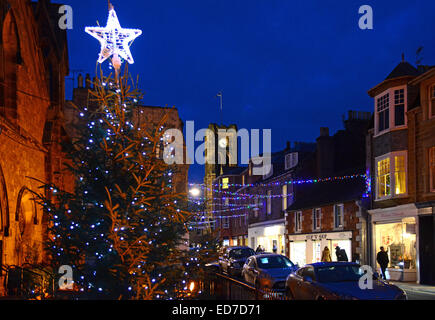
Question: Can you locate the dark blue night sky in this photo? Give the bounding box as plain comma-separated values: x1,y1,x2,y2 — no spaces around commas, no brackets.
58,0,435,183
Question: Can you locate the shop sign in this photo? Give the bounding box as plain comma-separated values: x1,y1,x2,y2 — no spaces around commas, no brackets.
306,234,327,241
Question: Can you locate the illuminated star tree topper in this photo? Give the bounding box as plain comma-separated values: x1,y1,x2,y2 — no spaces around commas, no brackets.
85,1,142,75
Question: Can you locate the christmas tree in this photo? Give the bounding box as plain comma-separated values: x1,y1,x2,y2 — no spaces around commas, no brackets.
34,69,190,300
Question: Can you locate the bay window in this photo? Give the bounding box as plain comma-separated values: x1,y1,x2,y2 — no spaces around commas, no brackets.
375,86,407,135
376,152,407,199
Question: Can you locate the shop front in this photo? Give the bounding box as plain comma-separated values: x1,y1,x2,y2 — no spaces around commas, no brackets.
369,204,419,282
287,231,353,266
248,219,285,254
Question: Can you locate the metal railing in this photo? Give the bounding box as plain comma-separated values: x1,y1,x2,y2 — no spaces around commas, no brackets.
199,268,289,300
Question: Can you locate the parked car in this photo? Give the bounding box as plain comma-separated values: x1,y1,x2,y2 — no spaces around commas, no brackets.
218,246,256,277
242,254,298,291
285,262,407,300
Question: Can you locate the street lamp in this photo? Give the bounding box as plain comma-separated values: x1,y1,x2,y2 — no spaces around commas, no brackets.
189,187,201,197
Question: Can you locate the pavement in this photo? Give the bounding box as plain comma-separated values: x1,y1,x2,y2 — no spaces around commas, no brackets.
390,282,435,300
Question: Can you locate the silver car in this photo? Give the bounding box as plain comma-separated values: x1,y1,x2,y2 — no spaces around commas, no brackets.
242,254,298,291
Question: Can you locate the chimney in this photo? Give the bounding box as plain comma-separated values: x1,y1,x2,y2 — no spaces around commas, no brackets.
85,73,91,88
286,141,291,151
78,74,83,88
319,127,329,137
316,127,334,178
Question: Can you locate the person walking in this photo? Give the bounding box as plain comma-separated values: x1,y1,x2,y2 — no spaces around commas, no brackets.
255,245,262,254
376,246,389,280
321,246,332,262
335,246,343,261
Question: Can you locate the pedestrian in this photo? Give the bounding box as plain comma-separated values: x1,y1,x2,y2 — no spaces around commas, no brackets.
321,246,332,262
335,246,342,261
255,245,262,254
339,248,349,262
376,246,389,280
273,243,277,254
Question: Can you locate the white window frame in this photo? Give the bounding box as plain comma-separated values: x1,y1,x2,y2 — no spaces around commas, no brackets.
374,85,408,136
285,152,299,170
295,211,302,233
313,208,321,231
334,204,344,229
375,151,408,201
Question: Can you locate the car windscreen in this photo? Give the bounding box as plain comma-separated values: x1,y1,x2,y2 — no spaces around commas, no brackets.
316,265,362,283
229,248,255,259
257,256,294,269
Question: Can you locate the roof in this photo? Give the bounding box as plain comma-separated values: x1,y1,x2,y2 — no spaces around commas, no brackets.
385,61,419,80
287,176,366,211
220,166,247,176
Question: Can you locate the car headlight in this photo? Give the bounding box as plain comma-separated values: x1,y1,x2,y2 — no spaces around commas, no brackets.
395,291,407,300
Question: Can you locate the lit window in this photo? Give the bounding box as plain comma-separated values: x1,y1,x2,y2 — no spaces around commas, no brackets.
313,208,321,230
377,158,391,198
334,204,344,228
394,156,406,195
222,178,229,189
376,152,407,199
282,185,288,210
430,147,435,192
377,93,390,132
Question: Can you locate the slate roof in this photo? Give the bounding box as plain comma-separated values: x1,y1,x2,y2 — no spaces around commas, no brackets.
385,62,419,80
287,176,367,211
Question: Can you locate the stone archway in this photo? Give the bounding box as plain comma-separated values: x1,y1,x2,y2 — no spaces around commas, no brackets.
1,8,21,121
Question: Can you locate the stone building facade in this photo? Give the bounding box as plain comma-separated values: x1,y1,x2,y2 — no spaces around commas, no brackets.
0,0,72,293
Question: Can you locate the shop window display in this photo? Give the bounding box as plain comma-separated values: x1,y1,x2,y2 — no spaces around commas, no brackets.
375,218,416,270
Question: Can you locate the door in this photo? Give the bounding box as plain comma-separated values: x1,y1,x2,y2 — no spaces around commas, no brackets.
419,215,435,285
298,266,317,299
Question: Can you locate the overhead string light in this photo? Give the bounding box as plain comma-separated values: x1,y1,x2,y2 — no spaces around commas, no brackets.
189,173,367,188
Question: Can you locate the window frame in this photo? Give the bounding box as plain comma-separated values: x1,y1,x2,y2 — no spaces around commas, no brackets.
313,208,321,231
266,190,272,215
375,151,408,201
295,211,302,233
430,146,435,193
430,85,435,119
374,85,408,136
334,204,344,229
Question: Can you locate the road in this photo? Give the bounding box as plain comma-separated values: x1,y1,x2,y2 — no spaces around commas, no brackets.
391,282,435,300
